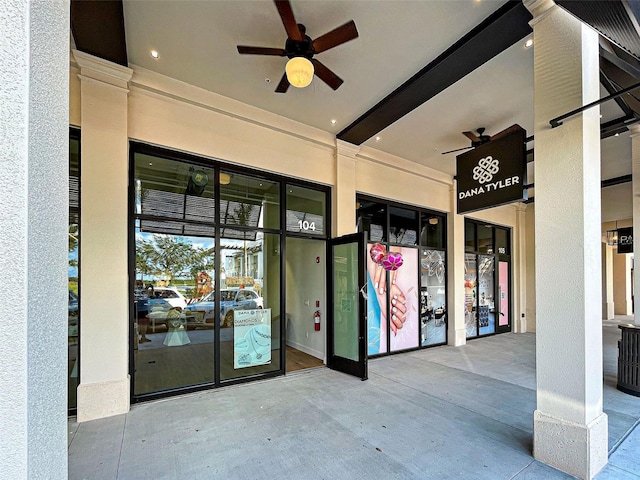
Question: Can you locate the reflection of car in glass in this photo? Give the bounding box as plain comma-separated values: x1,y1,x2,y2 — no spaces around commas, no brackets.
150,287,188,310
184,288,263,328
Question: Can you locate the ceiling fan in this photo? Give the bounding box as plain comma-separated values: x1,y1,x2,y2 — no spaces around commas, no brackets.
441,125,522,155
236,0,359,93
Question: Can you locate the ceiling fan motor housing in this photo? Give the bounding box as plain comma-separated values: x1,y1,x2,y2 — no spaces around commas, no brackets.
285,25,313,59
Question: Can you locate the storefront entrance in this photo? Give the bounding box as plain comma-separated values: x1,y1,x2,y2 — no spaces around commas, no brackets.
464,220,512,338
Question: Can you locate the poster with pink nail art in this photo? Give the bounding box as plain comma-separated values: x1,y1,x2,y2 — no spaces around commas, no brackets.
389,247,419,351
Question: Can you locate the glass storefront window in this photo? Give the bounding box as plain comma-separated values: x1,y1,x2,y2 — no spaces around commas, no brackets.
220,171,280,230
495,227,510,256
465,222,476,252
68,133,80,412
464,253,478,339
359,196,447,353
286,184,326,237
478,224,493,254
220,232,281,380
357,200,386,242
134,224,216,395
389,206,418,246
477,255,495,336
135,154,215,223
420,213,445,249
420,249,446,346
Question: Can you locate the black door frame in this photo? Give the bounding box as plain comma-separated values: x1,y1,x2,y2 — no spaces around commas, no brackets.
327,232,368,380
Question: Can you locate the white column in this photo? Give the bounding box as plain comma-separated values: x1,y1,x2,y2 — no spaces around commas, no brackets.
447,184,466,346
334,140,359,237
525,1,608,478
73,51,133,422
602,243,614,320
0,1,69,478
514,204,528,332
613,252,632,315
631,124,640,325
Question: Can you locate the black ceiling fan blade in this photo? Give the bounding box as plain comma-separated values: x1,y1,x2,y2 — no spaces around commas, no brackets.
274,0,303,41
462,130,481,142
312,20,359,54
311,59,343,90
441,146,473,155
275,72,290,93
237,46,287,56
489,124,522,142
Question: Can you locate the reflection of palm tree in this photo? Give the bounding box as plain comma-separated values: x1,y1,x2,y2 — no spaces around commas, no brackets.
232,203,254,226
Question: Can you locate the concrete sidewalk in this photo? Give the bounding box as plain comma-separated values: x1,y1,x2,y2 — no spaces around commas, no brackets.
68,322,640,479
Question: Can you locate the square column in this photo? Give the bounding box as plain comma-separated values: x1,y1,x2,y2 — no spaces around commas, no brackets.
73,51,133,422
447,184,467,346
525,0,607,478
1,1,69,478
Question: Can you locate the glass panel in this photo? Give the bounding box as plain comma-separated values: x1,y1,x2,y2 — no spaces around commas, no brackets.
367,243,387,355
134,154,215,223
465,221,476,252
68,216,79,411
389,247,419,351
477,224,493,254
389,206,418,246
220,232,281,380
133,226,216,395
464,254,478,339
421,249,446,346
286,184,326,237
478,255,495,336
495,228,510,256
68,136,80,412
356,199,386,242
220,171,280,230
420,213,444,249
499,261,510,327
334,242,360,361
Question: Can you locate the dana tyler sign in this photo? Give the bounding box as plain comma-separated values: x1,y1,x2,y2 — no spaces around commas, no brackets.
617,227,633,254
234,309,272,369
456,126,527,214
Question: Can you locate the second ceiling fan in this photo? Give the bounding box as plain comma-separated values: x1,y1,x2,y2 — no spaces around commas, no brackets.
237,0,359,93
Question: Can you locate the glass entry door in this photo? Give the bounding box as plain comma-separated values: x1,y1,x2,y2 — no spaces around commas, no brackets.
328,233,367,380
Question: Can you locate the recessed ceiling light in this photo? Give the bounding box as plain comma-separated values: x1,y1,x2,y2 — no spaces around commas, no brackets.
375,136,381,142
615,132,620,137
524,38,533,49
150,50,159,59
265,78,271,84
149,162,153,166
330,119,337,125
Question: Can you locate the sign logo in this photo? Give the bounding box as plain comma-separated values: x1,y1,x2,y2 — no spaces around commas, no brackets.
472,156,500,184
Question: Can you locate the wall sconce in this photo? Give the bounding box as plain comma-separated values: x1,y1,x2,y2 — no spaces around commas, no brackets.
285,57,314,88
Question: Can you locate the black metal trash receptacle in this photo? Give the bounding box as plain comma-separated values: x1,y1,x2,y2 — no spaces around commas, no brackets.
617,324,640,397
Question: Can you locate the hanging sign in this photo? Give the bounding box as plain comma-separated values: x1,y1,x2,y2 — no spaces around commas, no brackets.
617,227,633,253
456,126,527,214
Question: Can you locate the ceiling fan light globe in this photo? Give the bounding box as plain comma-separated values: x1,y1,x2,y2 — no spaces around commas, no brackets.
285,57,314,88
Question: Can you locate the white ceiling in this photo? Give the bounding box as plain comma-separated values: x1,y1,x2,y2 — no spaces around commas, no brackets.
120,0,633,220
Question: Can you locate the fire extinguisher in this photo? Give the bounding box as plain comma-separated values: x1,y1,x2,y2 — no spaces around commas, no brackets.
314,310,321,331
